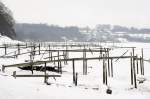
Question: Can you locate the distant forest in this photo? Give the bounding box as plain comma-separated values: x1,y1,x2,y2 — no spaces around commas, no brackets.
15,23,150,42
15,23,85,42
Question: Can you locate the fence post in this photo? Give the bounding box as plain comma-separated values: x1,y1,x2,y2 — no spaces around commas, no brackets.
4,44,7,55
141,48,144,75
133,56,137,88
130,53,133,85
17,43,20,55
107,48,110,77
2,65,5,72
75,73,78,86
136,55,139,74
111,58,113,77
58,51,60,73
44,62,47,83
72,59,75,83
103,54,105,84
83,48,87,75
39,43,41,55
13,71,16,79
49,45,50,61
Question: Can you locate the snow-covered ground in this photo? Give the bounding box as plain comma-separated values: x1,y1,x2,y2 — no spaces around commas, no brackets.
0,36,150,99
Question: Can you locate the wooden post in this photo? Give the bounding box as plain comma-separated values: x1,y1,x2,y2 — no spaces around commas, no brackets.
100,47,102,58
60,61,62,74
72,59,75,83
130,53,133,85
75,73,78,86
44,62,47,83
63,51,66,64
140,57,143,75
49,45,50,61
4,44,7,55
111,58,113,77
103,54,107,85
105,62,108,85
141,48,144,75
133,57,137,88
13,71,16,79
107,48,110,77
136,55,139,74
83,48,87,75
2,65,5,72
58,51,60,73
17,43,20,55
103,54,105,84
65,43,68,64
50,51,52,61
39,43,41,55
26,43,28,48
54,57,55,65
31,64,33,74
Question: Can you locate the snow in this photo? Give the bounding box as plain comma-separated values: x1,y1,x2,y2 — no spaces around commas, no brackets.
0,36,150,99
0,35,21,45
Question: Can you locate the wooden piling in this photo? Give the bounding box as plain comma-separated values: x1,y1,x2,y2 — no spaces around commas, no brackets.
141,48,144,75
57,51,60,73
83,48,87,75
133,57,137,88
103,55,105,84
44,62,47,83
130,53,133,85
75,73,78,86
140,57,143,75
72,59,75,83
2,65,5,72
48,45,51,61
39,43,41,55
136,55,139,74
4,44,7,55
107,49,110,77
105,62,108,85
111,58,113,77
17,43,20,55
13,71,16,79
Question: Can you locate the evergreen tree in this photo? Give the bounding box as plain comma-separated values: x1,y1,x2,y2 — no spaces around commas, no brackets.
0,1,16,39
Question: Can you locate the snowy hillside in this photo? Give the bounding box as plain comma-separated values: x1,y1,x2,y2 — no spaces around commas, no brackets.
0,36,150,99
0,35,21,45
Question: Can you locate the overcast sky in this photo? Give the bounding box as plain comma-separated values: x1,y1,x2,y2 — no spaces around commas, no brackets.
1,0,150,28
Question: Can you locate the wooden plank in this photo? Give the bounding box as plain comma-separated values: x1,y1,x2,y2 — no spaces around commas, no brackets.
12,74,61,77
4,56,137,68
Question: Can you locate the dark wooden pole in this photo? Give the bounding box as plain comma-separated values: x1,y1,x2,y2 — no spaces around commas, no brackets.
136,55,139,74
17,43,20,55
72,59,75,83
111,58,113,77
39,43,41,55
105,62,108,85
133,57,137,88
75,73,78,86
130,53,133,85
58,51,60,73
103,54,105,84
107,48,110,77
140,57,143,75
44,62,47,83
13,71,16,79
83,48,87,75
4,44,7,55
141,48,144,75
49,45,50,61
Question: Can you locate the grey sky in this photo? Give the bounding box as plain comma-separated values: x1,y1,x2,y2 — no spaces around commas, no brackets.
1,0,150,28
